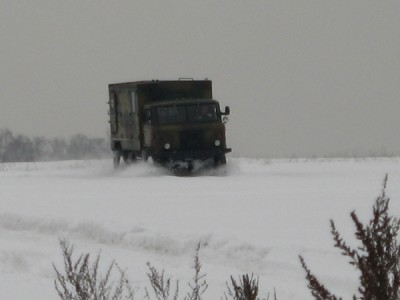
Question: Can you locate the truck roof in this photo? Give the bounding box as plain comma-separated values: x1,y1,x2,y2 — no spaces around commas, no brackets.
108,79,211,88
109,79,213,101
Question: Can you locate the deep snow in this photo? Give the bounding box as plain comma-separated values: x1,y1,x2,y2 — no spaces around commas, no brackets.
1,157,400,299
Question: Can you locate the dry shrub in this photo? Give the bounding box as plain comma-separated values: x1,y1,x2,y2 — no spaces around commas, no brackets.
53,239,135,300
300,174,400,300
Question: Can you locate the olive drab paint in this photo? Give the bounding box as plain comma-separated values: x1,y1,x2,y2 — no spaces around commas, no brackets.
108,79,231,170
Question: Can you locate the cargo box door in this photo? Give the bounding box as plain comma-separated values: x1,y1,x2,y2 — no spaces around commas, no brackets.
129,91,141,150
109,91,118,134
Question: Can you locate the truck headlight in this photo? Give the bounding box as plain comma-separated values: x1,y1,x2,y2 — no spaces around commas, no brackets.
164,143,171,150
214,140,221,147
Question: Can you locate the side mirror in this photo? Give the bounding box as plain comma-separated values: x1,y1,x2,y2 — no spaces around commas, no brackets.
223,106,230,116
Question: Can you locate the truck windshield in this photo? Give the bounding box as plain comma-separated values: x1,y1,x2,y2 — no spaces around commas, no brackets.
156,104,218,125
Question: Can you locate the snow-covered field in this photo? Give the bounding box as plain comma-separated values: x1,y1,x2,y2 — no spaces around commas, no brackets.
1,157,400,299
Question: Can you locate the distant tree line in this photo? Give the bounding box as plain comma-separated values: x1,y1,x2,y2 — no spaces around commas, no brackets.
0,128,110,162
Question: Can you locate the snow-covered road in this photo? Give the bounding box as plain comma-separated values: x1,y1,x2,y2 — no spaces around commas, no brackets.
1,158,399,299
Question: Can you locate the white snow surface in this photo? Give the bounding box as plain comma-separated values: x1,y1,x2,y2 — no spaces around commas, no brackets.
1,157,400,299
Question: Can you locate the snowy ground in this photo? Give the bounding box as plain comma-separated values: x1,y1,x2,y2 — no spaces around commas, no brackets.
1,157,400,299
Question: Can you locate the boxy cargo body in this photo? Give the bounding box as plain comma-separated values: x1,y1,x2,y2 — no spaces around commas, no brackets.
108,80,231,169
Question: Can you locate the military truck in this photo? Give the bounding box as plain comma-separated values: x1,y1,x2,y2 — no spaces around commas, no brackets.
108,79,231,170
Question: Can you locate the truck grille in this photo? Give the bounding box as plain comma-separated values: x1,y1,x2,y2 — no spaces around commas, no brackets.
180,130,203,150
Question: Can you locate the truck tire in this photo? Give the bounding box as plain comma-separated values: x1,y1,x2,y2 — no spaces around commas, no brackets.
214,155,226,167
141,150,149,162
113,150,121,169
122,151,137,164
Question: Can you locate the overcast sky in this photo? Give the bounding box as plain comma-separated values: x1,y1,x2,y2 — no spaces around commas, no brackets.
1,1,399,158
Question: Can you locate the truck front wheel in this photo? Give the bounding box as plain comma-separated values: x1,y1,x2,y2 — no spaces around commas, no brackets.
214,154,226,167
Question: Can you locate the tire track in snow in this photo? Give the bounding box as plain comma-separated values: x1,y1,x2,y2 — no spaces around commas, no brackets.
0,213,270,272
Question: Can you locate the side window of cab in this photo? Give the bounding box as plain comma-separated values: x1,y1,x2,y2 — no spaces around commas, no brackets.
144,109,152,124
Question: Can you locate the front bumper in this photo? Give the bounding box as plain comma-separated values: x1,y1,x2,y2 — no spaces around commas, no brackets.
155,147,231,161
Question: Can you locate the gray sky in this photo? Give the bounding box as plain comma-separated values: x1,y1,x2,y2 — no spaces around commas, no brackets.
1,1,400,158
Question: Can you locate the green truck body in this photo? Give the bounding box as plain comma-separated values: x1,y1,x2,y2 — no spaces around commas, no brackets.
108,79,231,169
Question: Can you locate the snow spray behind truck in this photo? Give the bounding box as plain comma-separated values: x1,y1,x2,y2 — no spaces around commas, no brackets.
108,79,231,170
